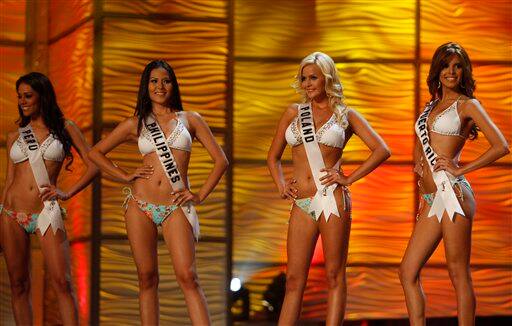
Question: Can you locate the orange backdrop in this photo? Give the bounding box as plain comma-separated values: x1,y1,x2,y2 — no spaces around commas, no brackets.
232,0,511,320
0,0,510,324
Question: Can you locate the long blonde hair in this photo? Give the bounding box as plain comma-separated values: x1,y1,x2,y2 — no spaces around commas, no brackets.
292,52,348,128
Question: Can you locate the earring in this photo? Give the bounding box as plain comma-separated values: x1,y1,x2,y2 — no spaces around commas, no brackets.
460,83,465,89
437,80,441,89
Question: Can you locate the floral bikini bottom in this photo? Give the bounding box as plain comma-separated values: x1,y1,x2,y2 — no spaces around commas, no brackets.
292,186,352,221
417,176,473,220
1,204,66,234
421,176,473,206
122,188,178,225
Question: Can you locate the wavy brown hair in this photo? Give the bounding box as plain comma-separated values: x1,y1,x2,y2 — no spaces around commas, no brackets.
427,42,478,139
16,72,74,169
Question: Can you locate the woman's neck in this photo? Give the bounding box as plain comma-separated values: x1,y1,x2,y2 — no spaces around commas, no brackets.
440,87,461,102
152,103,175,116
29,114,46,128
311,94,330,111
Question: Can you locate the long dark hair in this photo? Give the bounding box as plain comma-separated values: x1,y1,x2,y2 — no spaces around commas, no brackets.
134,60,183,135
16,72,74,168
427,42,478,139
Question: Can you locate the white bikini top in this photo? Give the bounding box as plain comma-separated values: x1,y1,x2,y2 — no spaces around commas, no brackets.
10,132,65,164
429,97,464,137
285,111,346,148
138,115,192,155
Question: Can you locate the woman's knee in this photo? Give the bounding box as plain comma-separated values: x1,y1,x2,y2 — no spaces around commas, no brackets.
10,274,30,297
175,268,199,291
138,269,159,291
325,266,346,289
447,261,472,286
285,272,307,293
399,262,419,286
50,274,73,295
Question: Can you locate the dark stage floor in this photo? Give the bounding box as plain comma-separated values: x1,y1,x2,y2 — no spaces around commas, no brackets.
234,316,512,325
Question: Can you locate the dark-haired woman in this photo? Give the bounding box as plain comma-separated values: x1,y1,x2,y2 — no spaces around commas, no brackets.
399,42,509,326
0,72,98,325
89,60,227,325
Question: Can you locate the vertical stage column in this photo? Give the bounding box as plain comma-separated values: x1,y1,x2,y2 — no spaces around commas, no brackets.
25,1,49,325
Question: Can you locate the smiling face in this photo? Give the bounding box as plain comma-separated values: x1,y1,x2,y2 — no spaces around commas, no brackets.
17,83,40,117
439,54,463,91
301,64,326,101
148,67,173,106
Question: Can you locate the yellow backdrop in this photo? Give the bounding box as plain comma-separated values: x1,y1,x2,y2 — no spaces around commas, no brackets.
0,0,510,324
233,0,511,320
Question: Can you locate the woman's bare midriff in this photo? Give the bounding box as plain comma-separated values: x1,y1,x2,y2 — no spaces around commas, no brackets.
131,148,191,205
291,144,343,198
4,160,62,212
417,133,466,193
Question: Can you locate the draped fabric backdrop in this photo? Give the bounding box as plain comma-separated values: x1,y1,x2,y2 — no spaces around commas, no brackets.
0,0,510,324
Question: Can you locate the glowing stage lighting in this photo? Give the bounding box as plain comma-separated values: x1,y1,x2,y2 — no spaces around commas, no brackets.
230,277,249,320
230,277,242,292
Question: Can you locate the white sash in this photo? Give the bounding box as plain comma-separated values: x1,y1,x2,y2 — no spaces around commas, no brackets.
298,103,340,221
144,114,200,240
415,101,465,221
19,125,65,235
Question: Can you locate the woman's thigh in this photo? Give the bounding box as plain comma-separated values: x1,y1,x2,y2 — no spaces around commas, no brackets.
124,202,159,273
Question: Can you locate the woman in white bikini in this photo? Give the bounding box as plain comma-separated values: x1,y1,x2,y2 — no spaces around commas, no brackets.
399,42,509,326
1,72,98,325
88,60,228,325
267,52,390,325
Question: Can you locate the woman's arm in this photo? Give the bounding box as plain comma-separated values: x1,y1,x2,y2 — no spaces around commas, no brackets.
172,112,228,205
414,139,422,162
322,109,391,186
88,117,153,183
434,99,509,175
40,121,100,201
267,104,298,200
0,132,17,208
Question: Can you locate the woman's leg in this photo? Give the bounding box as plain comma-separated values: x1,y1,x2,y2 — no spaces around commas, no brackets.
442,188,476,326
161,209,210,325
318,200,351,326
125,201,159,325
278,205,319,326
37,228,78,326
399,200,443,326
1,212,32,325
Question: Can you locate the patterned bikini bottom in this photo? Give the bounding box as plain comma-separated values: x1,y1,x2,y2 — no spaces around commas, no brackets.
292,186,351,221
417,176,473,220
122,188,178,225
1,204,66,234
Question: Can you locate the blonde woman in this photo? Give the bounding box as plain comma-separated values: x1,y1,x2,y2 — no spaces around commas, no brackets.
267,52,390,324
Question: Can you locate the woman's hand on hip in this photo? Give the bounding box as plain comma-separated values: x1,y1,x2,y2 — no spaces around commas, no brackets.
123,165,154,182
433,156,461,176
280,178,298,200
319,168,351,187
40,185,70,201
172,189,201,206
